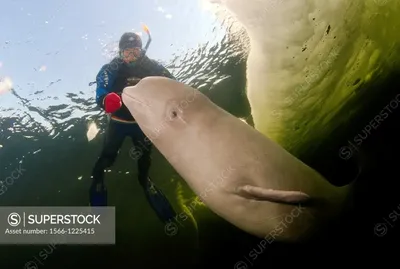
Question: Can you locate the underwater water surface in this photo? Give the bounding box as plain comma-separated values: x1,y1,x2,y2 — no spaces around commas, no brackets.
1,0,399,268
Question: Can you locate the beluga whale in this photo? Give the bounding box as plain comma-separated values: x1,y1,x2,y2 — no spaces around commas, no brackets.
122,77,351,241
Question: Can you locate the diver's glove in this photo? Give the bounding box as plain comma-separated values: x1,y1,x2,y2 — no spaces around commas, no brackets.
103,92,122,113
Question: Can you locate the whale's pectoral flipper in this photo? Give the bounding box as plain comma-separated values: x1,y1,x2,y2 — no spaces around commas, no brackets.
238,185,311,204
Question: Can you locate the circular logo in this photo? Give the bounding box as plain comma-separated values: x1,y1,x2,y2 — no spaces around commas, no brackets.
234,261,248,269
374,223,388,237
24,261,38,269
8,212,21,227
339,146,353,160
164,221,178,237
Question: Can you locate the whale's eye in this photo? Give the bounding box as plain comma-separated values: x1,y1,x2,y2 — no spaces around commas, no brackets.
165,99,182,121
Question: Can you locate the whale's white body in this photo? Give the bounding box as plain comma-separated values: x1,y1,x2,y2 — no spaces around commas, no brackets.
122,77,350,241
204,0,400,153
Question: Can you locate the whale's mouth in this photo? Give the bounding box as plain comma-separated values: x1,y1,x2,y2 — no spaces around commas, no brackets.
122,92,150,107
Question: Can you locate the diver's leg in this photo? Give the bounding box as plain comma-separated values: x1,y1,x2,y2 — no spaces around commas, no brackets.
130,124,177,223
137,138,152,187
129,123,152,186
90,120,125,205
91,120,125,184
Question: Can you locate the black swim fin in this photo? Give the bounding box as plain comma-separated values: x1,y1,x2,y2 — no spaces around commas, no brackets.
143,177,177,224
89,182,108,206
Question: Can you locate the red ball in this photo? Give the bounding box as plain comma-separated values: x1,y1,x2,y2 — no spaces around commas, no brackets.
104,93,122,113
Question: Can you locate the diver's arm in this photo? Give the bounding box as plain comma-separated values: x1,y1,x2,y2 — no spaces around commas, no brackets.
148,58,176,80
158,65,176,80
95,61,119,109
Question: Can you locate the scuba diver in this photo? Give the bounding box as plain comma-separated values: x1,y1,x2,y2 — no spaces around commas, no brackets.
89,29,177,224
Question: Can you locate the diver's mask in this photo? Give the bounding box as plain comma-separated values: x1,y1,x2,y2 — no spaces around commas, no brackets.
119,47,143,66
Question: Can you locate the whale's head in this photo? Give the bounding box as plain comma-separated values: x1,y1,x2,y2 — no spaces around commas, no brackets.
122,76,205,145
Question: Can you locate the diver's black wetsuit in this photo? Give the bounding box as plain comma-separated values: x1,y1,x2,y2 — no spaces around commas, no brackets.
91,55,175,187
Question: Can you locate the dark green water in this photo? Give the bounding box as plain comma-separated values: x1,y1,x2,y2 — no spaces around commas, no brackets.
1,7,400,269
